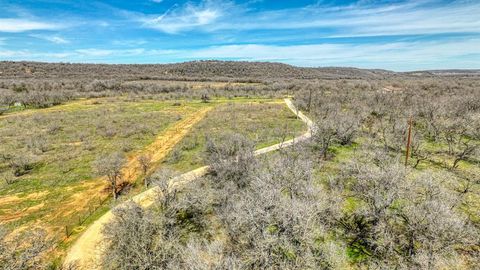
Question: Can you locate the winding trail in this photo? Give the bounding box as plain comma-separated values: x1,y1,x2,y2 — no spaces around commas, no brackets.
63,99,313,269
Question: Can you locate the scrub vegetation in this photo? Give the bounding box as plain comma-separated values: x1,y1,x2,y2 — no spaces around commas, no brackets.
0,61,479,269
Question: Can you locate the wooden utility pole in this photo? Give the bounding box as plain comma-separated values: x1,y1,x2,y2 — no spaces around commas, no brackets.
405,117,413,167
307,87,313,112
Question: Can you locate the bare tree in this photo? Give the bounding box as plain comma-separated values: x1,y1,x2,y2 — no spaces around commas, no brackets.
137,154,152,187
379,115,408,152
205,133,255,189
200,92,210,103
400,174,475,269
148,168,178,209
334,110,361,145
9,153,38,177
411,131,429,168
337,150,478,269
439,118,468,155
101,178,210,270
451,140,479,169
1,170,16,185
94,152,125,200
0,227,49,270
313,115,337,159
212,148,336,269
101,202,182,270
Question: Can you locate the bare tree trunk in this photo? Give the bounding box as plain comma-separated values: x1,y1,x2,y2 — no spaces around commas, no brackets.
112,176,117,200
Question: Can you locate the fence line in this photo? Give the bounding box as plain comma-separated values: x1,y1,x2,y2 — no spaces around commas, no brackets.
63,195,110,240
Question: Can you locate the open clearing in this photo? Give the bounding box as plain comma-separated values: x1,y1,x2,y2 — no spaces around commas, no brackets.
63,98,312,269
0,96,306,263
163,100,307,172
0,99,202,237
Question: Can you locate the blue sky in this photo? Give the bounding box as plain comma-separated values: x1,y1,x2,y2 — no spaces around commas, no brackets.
0,0,479,71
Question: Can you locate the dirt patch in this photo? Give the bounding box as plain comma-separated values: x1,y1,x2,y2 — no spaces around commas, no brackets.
50,181,107,222
0,202,45,223
0,191,49,206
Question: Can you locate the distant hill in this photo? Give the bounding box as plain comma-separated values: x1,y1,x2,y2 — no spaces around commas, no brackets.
1,60,477,81
0,60,397,81
403,69,480,77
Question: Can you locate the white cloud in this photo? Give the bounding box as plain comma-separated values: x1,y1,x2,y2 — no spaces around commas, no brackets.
141,0,232,33
75,49,115,57
0,18,62,32
75,48,145,57
112,39,147,46
136,0,480,37
30,34,70,44
263,1,478,36
174,39,480,70
48,36,69,44
0,49,72,59
2,38,479,71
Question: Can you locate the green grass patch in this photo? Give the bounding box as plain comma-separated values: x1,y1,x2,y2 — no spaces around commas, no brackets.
161,101,307,172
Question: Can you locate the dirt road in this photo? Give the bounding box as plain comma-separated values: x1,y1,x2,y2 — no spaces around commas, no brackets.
0,106,213,239
63,99,313,269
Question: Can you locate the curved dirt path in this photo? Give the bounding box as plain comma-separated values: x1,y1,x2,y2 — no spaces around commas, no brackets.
63,99,313,269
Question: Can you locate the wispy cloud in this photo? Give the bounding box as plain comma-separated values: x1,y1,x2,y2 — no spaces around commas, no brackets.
75,49,115,57
0,49,72,59
1,1,479,70
75,48,145,57
175,38,480,70
30,34,70,44
141,0,234,33
2,38,479,71
134,0,480,37
112,39,147,47
245,1,479,37
0,18,62,32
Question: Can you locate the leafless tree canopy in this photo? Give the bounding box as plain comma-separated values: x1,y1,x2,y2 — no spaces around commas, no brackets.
1,61,479,269
0,227,49,270
94,152,125,200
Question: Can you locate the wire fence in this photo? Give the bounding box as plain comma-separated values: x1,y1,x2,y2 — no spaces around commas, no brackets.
63,195,110,240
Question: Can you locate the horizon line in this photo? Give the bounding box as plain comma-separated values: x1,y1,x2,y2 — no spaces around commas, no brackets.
2,59,480,73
